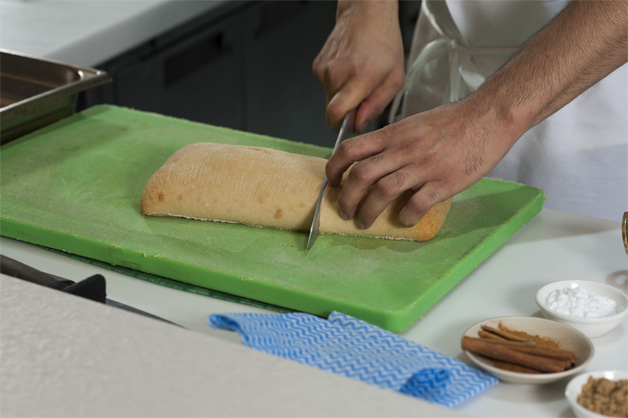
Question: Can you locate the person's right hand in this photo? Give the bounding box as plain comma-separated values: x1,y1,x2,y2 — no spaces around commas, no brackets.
312,0,405,133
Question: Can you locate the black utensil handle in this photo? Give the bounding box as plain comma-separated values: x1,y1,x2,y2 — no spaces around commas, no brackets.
0,254,107,303
0,254,74,289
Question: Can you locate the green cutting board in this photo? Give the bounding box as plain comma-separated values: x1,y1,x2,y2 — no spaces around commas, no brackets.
0,105,544,331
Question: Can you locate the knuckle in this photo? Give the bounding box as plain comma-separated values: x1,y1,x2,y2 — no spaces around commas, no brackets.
380,122,401,138
427,189,440,205
380,123,413,149
335,141,359,163
394,170,409,189
372,182,396,200
399,139,421,156
348,163,376,185
312,57,321,76
337,193,357,215
369,152,385,165
409,193,434,214
325,62,346,88
326,101,348,127
374,172,407,199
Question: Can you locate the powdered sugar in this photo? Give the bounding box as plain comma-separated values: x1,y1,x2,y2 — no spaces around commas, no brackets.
545,287,617,318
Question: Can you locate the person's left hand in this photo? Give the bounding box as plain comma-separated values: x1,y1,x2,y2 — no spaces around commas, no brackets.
325,98,523,229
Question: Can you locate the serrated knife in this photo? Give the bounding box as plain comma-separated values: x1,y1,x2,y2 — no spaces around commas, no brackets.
306,109,358,250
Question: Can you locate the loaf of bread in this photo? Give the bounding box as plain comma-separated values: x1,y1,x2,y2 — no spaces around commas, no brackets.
141,143,451,241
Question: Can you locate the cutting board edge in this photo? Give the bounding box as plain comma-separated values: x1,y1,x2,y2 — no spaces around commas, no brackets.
0,217,389,323
386,189,545,332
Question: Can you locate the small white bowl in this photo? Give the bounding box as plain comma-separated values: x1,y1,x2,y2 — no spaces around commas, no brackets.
565,370,627,418
536,281,628,338
462,316,594,385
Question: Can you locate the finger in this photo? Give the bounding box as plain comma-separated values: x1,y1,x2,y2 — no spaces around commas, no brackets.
334,146,406,221
398,182,447,227
353,165,419,229
326,131,386,186
312,50,324,81
312,37,339,92
313,53,353,119
355,70,405,133
326,64,392,132
326,81,370,133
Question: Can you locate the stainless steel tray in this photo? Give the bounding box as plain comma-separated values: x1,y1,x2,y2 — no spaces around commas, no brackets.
0,49,111,143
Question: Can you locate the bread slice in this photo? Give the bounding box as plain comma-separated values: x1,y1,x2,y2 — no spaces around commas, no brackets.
141,143,451,241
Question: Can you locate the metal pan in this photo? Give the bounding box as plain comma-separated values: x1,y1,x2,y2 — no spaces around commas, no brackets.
0,49,111,143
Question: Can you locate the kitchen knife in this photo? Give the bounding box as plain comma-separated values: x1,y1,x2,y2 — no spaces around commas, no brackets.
0,254,183,327
306,109,358,250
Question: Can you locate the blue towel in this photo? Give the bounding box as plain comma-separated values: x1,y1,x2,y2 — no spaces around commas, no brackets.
209,311,497,407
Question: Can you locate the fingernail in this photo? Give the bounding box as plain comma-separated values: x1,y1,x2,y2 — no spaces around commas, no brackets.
355,219,365,230
339,209,350,220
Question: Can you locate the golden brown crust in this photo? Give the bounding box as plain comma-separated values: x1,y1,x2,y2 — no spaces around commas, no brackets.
141,143,451,241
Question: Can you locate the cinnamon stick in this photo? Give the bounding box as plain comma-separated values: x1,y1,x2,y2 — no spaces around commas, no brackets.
486,359,541,374
470,336,576,362
481,325,530,342
462,336,568,373
478,330,508,341
481,324,563,349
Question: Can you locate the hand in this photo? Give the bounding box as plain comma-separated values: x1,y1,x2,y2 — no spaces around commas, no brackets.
325,98,524,229
312,0,405,133
324,0,627,230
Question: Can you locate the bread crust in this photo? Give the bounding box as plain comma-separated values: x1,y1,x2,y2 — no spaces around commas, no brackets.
141,143,451,241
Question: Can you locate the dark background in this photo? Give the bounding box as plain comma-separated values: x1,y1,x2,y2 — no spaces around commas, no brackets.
82,1,420,148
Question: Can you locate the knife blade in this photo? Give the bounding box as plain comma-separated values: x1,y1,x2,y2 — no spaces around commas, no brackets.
306,109,358,250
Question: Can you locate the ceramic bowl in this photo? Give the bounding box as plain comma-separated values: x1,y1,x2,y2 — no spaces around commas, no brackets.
565,370,627,418
536,281,628,338
462,316,594,385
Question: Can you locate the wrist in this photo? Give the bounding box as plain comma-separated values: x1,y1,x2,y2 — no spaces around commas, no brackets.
455,85,532,168
469,74,538,149
336,0,398,20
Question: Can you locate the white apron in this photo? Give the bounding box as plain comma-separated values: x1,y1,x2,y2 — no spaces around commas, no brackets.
391,0,628,222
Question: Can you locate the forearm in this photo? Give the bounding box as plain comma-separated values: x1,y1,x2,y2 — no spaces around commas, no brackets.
474,0,628,137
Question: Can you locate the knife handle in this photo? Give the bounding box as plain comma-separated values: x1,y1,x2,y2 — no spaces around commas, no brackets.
0,254,73,289
0,254,107,303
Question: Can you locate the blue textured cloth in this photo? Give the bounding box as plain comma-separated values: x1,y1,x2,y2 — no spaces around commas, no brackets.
209,311,497,407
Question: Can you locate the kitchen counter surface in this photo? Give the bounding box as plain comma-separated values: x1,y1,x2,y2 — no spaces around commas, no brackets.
1,208,626,417
0,0,231,66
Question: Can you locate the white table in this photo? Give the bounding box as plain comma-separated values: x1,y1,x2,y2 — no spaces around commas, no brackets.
1,208,626,417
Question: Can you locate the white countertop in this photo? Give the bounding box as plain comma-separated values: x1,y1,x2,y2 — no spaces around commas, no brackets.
1,208,627,417
1,272,457,418
0,0,228,66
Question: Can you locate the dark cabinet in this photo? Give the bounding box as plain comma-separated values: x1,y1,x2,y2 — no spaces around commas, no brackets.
115,14,245,130
85,1,336,146
242,1,337,146
83,1,419,147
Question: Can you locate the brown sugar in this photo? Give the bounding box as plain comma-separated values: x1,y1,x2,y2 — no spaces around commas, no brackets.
577,376,628,417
